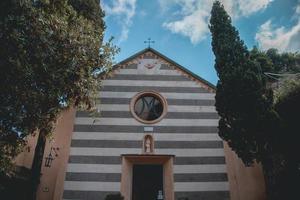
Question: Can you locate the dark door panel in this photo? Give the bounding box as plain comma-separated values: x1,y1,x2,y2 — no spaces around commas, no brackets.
132,164,163,200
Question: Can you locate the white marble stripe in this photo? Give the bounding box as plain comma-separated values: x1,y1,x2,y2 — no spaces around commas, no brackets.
75,118,218,126
99,92,215,99
96,104,129,111
66,164,226,174
116,69,181,76
69,148,225,157
72,132,222,141
96,104,217,113
174,182,229,192
64,181,228,192
173,165,227,174
67,164,122,173
102,80,200,87
168,105,216,113
64,181,120,191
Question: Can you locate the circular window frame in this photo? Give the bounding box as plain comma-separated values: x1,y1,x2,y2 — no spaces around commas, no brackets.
130,91,168,124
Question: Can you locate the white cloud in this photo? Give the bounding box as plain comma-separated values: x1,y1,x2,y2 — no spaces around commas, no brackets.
297,7,300,15
255,1,300,52
102,0,136,42
236,0,273,17
296,2,300,15
255,19,300,52
161,0,273,44
162,1,211,44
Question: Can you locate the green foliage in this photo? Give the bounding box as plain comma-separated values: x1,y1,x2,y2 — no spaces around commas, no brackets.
69,0,104,26
267,76,300,199
0,166,31,199
209,1,278,165
0,0,118,177
249,46,274,73
210,1,300,198
265,48,300,73
274,75,300,155
275,75,300,103
250,47,300,73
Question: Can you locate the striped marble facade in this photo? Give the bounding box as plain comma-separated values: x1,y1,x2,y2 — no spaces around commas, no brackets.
63,49,229,200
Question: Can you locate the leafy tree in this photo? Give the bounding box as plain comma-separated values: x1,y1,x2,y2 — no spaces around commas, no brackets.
266,49,300,73
250,47,300,74
209,1,278,165
0,0,118,199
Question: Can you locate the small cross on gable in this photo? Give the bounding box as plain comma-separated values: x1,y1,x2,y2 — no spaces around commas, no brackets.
144,38,155,48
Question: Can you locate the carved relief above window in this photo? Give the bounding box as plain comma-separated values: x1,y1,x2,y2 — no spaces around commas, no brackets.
144,62,156,69
137,58,161,71
130,91,168,124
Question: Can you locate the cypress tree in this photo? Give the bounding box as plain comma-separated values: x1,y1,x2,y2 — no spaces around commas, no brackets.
209,2,299,198
209,1,278,165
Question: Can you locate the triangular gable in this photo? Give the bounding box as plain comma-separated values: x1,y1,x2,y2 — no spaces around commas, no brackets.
103,47,216,92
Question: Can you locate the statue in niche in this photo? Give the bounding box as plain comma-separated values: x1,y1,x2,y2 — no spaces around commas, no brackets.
145,137,151,153
144,135,153,154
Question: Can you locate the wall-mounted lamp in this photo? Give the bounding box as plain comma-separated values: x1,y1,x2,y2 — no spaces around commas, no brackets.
44,147,59,168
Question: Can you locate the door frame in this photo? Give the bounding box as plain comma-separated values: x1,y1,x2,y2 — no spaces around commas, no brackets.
120,154,174,200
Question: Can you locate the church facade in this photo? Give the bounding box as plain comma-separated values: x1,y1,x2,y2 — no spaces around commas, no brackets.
63,48,229,200
15,48,267,200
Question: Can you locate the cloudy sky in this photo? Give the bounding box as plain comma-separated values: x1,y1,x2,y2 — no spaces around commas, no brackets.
102,0,300,84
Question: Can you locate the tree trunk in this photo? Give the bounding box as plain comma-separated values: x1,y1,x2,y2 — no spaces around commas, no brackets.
29,129,47,200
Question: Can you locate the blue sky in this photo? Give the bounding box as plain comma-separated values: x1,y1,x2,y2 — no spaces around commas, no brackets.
101,0,300,85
